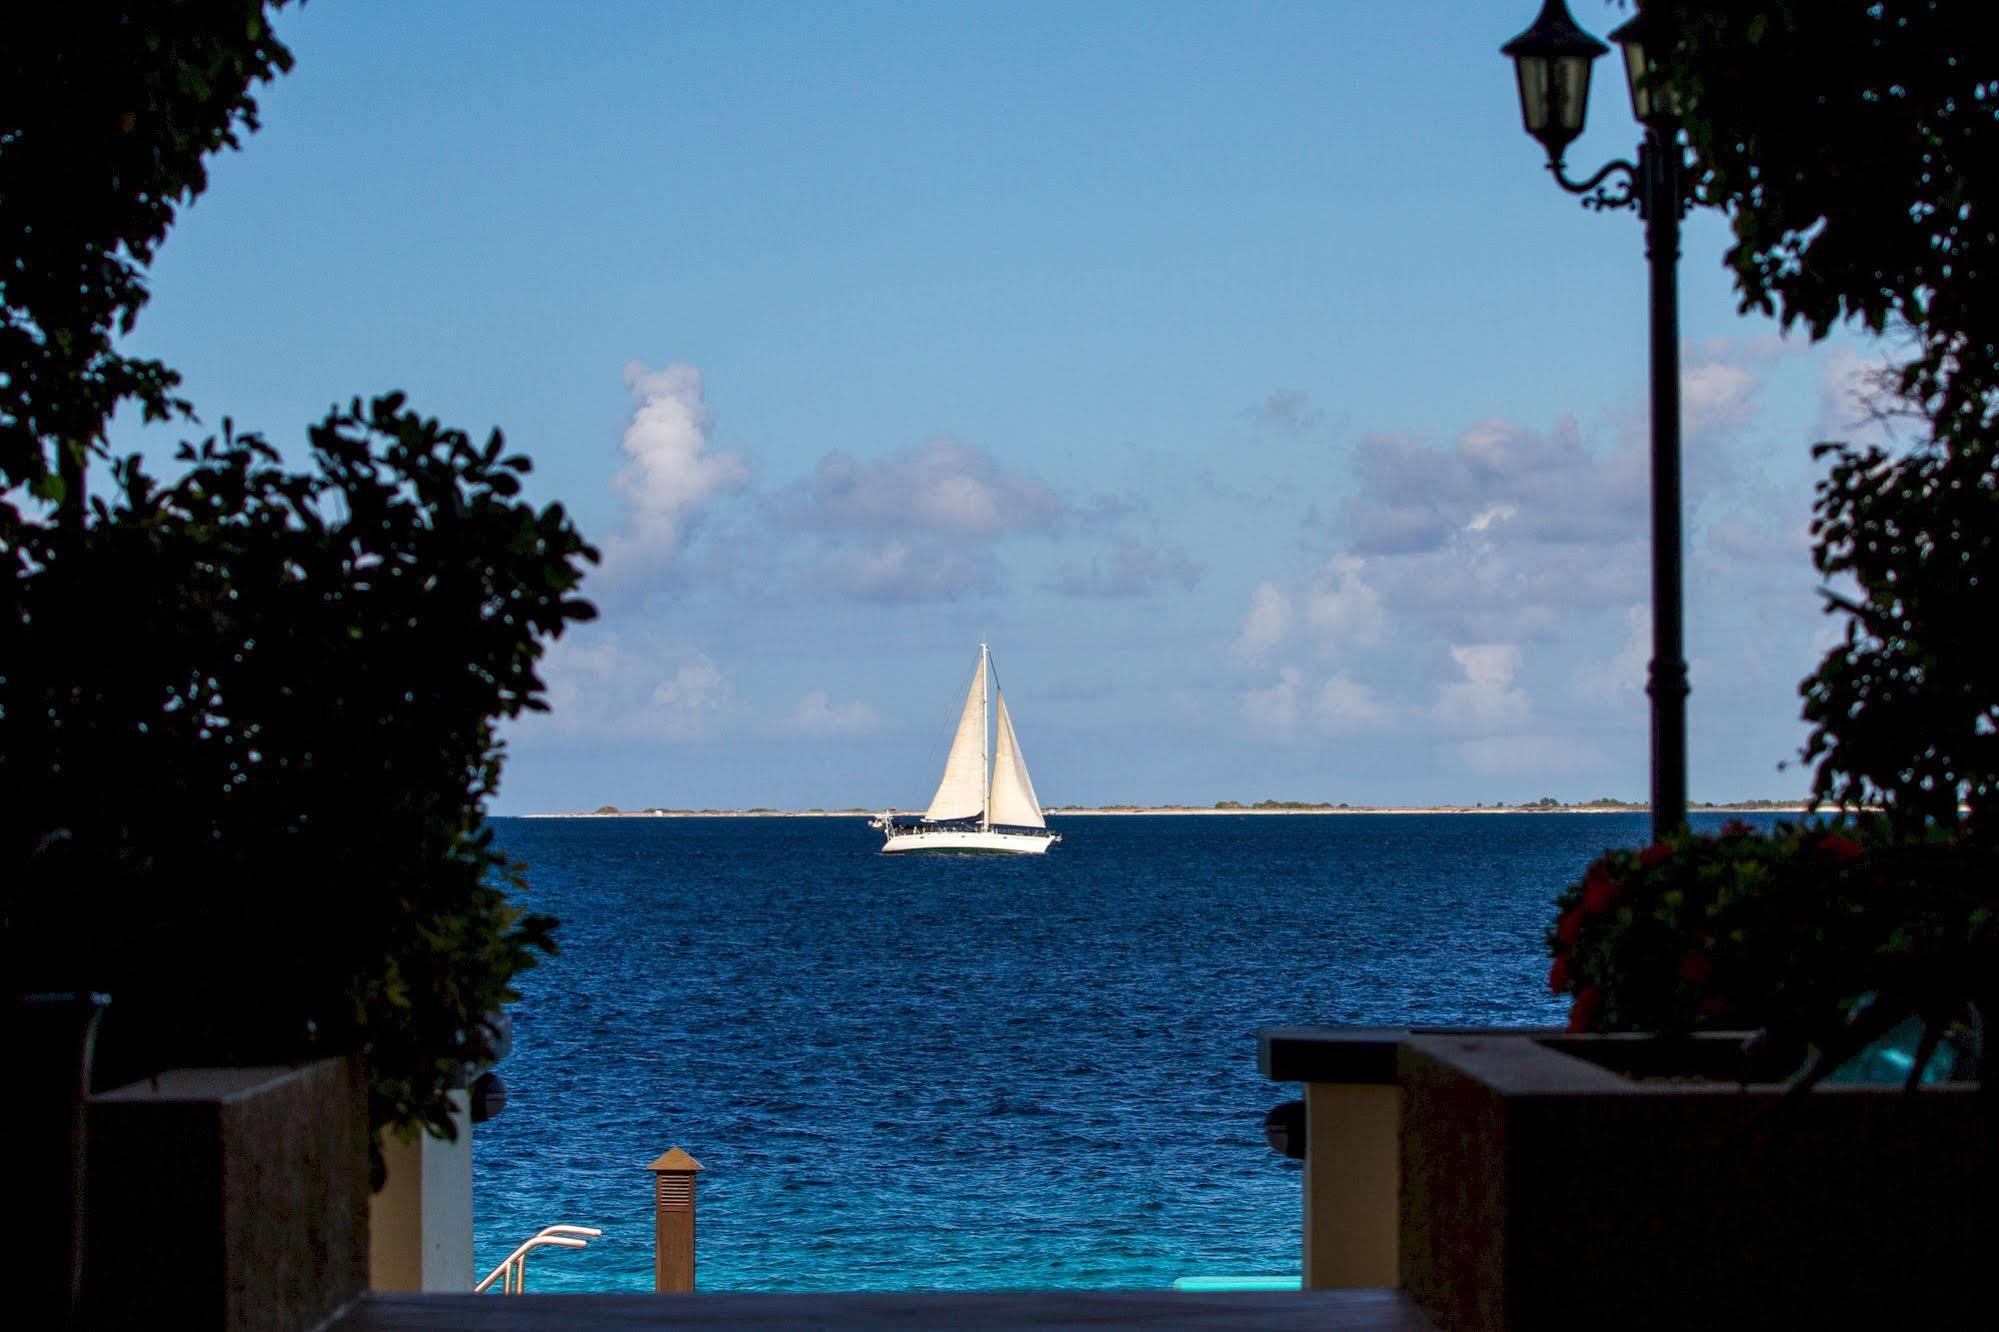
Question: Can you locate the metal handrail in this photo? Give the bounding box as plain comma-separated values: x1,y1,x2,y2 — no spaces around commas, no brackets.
476,1224,603,1294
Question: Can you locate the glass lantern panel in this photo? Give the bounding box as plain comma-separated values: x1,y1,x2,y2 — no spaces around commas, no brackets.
1620,34,1683,122
1553,54,1593,133
1513,56,1551,133
1621,38,1652,121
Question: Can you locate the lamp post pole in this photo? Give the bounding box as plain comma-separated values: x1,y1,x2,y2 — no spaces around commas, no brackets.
1503,0,1689,840
1640,130,1687,840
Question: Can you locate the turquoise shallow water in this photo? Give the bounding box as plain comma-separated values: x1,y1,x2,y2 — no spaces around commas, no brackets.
473,811,1783,1292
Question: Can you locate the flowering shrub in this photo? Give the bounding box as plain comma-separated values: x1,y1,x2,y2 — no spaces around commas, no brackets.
1546,822,1999,1050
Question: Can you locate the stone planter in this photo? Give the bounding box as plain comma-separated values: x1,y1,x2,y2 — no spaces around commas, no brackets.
83,1056,370,1331
1398,1032,1998,1330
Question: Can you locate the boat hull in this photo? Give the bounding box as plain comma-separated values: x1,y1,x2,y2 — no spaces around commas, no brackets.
878,827,1056,855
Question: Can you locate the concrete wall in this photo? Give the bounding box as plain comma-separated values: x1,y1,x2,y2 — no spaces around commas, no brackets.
1302,1082,1399,1289
1398,1032,1999,1330
86,1058,371,1331
369,1092,473,1291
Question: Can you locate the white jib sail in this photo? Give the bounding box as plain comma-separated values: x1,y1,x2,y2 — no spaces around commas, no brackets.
987,690,1045,828
924,654,988,821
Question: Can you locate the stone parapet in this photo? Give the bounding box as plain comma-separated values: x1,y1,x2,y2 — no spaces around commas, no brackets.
84,1057,370,1330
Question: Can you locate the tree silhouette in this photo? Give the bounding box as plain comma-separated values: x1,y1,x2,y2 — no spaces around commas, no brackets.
1663,3,1999,834
2,4,596,1158
1,5,295,523
1664,1,1996,436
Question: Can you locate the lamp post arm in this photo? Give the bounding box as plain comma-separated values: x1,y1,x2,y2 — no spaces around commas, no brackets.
1547,155,1639,212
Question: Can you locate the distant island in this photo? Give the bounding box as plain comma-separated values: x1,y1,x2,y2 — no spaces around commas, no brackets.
526,797,1814,819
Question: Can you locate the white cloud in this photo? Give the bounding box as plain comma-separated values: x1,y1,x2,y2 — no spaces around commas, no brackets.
1241,667,1392,740
1344,416,1647,558
1675,337,1820,511
1682,359,1762,445
653,660,725,712
1301,556,1384,650
1686,332,1791,366
1435,644,1529,734
1232,582,1293,662
1242,667,1302,739
773,689,880,738
1227,347,1840,772
775,438,1063,603
1578,605,1649,706
530,631,731,743
779,438,1062,540
1313,673,1390,733
599,361,749,583
813,540,996,604
1283,398,1785,656
1231,557,1383,668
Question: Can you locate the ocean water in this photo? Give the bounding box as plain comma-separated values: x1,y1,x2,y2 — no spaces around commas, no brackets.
473,810,1784,1292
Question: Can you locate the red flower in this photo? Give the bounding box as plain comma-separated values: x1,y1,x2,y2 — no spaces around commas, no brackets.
1695,995,1733,1024
1720,819,1753,837
1567,985,1605,1033
1548,954,1573,995
1818,833,1863,863
1580,865,1622,915
1678,950,1713,986
1639,841,1674,869
1554,907,1583,948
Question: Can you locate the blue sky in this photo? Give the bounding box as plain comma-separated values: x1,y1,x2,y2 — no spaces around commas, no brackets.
112,1,1892,812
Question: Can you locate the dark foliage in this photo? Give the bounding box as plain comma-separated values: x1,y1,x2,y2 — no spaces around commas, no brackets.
1639,3,1999,832
1659,1,1999,437
1532,7,1999,1080
0,4,294,515
1802,440,1999,837
2,0,597,1165
1550,823,1881,1039
0,398,596,1149
1552,824,1999,1084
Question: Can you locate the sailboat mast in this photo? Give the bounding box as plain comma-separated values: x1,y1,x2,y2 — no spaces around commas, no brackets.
980,642,991,831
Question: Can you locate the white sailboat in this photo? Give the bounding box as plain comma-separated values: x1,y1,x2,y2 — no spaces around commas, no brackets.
870,645,1061,855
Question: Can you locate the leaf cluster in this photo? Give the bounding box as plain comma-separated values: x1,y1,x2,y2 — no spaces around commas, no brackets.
1642,4,1999,835
1,4,295,516
1660,1,1999,436
1609,4,1999,1083
1802,439,1999,836
0,396,597,1154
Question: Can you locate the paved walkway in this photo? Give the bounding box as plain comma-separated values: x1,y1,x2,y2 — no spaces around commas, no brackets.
331,1289,1432,1329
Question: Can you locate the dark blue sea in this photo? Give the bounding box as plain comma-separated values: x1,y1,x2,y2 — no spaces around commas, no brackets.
473,811,1784,1292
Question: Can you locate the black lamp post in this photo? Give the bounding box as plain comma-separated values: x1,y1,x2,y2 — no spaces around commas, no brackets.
1502,0,1689,840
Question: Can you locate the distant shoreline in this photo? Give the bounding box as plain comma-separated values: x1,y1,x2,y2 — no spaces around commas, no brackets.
517,803,1814,820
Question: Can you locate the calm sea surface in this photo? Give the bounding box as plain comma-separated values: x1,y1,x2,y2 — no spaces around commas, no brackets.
473,811,1784,1292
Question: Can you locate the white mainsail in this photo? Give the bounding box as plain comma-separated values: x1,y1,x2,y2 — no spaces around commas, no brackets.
923,654,988,821
987,690,1045,828
875,644,1059,854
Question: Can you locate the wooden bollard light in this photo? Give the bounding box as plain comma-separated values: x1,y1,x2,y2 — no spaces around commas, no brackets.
647,1148,703,1292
